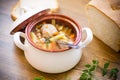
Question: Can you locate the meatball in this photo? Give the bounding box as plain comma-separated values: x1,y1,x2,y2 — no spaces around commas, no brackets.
41,24,58,38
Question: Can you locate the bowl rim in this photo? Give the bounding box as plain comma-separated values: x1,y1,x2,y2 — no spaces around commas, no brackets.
25,13,82,52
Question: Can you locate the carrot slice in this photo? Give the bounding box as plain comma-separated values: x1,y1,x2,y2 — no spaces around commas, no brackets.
48,41,59,51
70,33,75,41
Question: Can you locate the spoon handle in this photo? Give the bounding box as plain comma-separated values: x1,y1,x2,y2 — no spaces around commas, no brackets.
65,43,80,49
57,41,80,49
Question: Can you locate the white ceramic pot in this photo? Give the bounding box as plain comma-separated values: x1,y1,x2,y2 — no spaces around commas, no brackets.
13,28,92,73
11,9,93,73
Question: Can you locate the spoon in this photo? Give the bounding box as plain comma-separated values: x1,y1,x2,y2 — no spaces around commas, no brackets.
57,41,80,49
65,43,80,49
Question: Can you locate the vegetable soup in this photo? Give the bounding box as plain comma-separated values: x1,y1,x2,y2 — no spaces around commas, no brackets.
30,19,76,51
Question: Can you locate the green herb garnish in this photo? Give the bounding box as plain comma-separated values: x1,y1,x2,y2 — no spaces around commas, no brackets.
109,68,119,79
33,60,119,80
102,62,110,76
80,60,119,80
45,38,50,44
34,76,46,80
80,60,98,80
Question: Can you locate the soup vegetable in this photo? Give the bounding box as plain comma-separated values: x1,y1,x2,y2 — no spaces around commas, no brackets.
30,19,76,51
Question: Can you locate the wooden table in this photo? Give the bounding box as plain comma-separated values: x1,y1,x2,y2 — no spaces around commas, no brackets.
0,0,120,80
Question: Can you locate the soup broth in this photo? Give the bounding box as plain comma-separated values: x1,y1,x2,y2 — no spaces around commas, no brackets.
30,19,76,51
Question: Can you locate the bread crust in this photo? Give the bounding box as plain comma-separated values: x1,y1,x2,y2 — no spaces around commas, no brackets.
86,4,120,30
86,0,120,52
87,0,120,29
11,1,20,21
11,0,59,21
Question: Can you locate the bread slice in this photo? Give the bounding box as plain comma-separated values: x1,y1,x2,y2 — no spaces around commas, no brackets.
11,0,59,21
86,0,120,52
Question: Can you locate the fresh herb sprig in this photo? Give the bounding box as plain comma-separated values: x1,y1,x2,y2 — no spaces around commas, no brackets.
102,62,110,76
80,60,119,80
33,60,119,80
109,68,119,79
80,60,99,80
101,62,119,79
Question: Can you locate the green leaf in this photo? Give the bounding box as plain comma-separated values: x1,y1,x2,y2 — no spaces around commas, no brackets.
111,68,119,74
34,77,41,80
102,62,110,76
34,76,45,80
102,69,107,76
83,69,89,73
80,60,98,80
89,65,96,72
110,68,119,79
80,73,88,80
85,64,91,68
88,78,92,80
92,60,99,65
104,62,110,69
45,38,50,44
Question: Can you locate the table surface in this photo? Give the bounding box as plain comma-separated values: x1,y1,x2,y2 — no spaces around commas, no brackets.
0,0,120,80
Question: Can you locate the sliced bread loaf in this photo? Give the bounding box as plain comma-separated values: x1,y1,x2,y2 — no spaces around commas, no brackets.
86,0,120,52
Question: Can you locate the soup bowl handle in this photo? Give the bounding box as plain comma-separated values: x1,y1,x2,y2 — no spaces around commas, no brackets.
78,27,93,48
13,32,26,50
